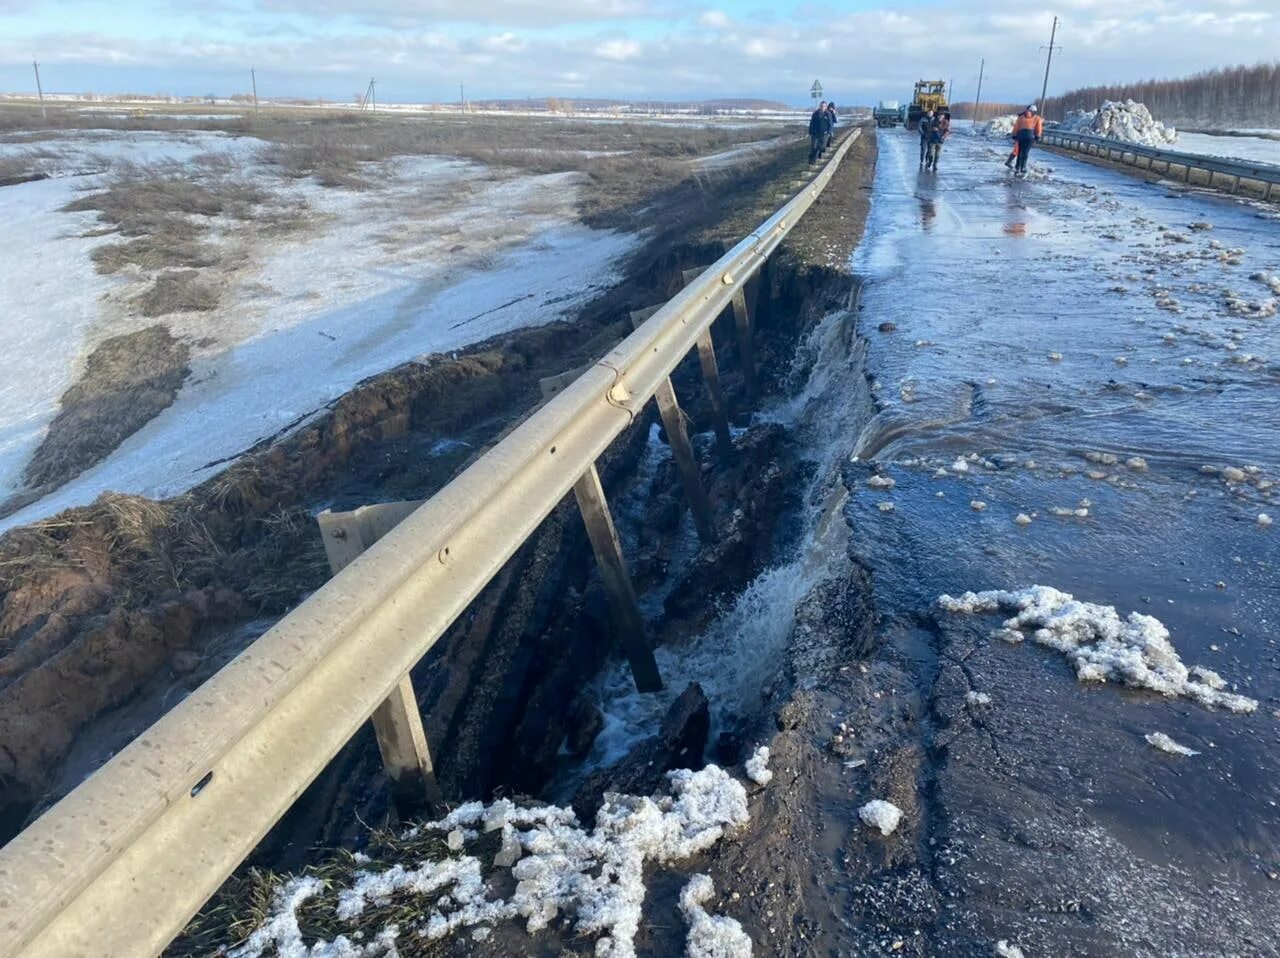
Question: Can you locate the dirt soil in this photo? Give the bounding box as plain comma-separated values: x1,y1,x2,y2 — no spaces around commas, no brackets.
0,127,871,844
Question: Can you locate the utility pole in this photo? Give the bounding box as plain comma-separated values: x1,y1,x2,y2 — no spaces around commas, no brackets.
947,77,953,106
1039,15,1061,111
250,67,259,118
32,58,46,121
973,58,985,125
460,83,465,112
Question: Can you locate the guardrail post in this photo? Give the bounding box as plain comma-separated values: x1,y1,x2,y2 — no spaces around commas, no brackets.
317,505,444,816
630,307,716,543
730,288,758,397
653,379,716,543
681,267,735,458
572,463,663,693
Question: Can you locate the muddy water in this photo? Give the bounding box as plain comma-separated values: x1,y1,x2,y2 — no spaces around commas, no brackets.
847,129,1279,953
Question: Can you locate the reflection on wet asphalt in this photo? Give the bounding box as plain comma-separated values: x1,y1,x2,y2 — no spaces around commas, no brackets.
850,130,1279,953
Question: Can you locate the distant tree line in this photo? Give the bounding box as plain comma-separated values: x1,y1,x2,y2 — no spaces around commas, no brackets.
1042,62,1280,129
949,101,1025,121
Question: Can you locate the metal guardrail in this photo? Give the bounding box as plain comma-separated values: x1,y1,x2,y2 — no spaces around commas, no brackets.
1042,129,1280,200
0,129,862,957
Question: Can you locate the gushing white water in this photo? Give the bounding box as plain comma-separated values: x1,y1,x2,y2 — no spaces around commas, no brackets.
561,303,870,786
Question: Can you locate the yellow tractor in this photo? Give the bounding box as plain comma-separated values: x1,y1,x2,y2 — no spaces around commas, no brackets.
906,80,948,130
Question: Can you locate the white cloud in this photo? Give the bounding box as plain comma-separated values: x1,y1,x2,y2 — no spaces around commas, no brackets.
2,0,1276,105
595,38,642,61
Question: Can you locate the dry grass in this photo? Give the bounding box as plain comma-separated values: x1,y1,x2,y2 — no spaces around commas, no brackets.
167,823,472,957
22,326,192,490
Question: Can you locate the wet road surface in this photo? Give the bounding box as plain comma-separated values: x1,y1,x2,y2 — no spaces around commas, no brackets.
846,128,1279,954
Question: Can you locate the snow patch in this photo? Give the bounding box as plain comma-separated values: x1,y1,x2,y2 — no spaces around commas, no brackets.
229,764,754,958
995,941,1026,958
937,586,1257,713
744,746,773,786
679,874,753,957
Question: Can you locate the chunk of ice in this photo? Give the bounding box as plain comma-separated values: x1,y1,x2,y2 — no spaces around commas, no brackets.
859,799,903,836
1145,732,1199,756
744,746,773,786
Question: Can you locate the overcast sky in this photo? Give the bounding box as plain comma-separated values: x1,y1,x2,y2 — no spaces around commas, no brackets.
1,0,1276,105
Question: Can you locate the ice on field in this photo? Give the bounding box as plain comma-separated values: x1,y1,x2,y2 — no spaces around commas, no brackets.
1145,732,1199,756
680,875,753,957
1061,100,1177,146
745,746,773,786
859,799,903,836
937,586,1258,713
228,763,754,958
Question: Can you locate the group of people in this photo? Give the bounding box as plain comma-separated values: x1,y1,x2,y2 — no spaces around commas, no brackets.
916,108,952,172
916,103,1045,177
807,101,838,164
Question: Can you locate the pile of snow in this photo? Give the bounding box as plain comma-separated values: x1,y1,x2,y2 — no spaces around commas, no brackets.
1061,100,1178,147
859,799,904,836
229,763,756,958
937,586,1257,713
680,875,753,957
982,115,1017,137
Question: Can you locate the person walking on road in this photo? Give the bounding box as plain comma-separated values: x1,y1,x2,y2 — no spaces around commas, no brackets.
1011,104,1043,176
925,109,950,172
809,101,830,164
918,109,935,169
825,102,838,149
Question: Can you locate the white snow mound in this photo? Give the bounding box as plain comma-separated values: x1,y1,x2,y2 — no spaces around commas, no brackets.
1061,100,1177,146
744,746,773,786
680,874,753,957
859,799,903,836
228,763,754,958
982,115,1017,137
937,586,1257,713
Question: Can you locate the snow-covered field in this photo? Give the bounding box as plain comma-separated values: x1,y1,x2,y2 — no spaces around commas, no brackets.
1170,131,1280,168
0,127,638,531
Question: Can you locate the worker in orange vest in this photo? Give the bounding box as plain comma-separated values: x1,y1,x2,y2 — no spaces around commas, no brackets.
1011,104,1044,176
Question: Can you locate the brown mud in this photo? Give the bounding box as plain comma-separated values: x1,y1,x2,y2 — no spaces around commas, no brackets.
0,127,872,846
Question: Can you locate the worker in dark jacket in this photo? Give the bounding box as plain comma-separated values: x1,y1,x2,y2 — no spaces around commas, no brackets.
825,103,838,148
809,101,830,164
918,110,935,168
1011,104,1043,176
925,110,950,171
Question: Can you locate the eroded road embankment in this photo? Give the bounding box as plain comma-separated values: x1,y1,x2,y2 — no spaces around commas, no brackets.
701,129,1278,957
0,129,874,859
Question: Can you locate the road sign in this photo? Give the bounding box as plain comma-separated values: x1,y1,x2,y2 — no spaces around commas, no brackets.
810,79,823,101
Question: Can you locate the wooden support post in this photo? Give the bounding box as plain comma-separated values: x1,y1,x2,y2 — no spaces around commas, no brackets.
653,378,716,543
730,289,758,396
317,503,443,815
629,306,716,542
572,464,663,693
696,330,734,459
